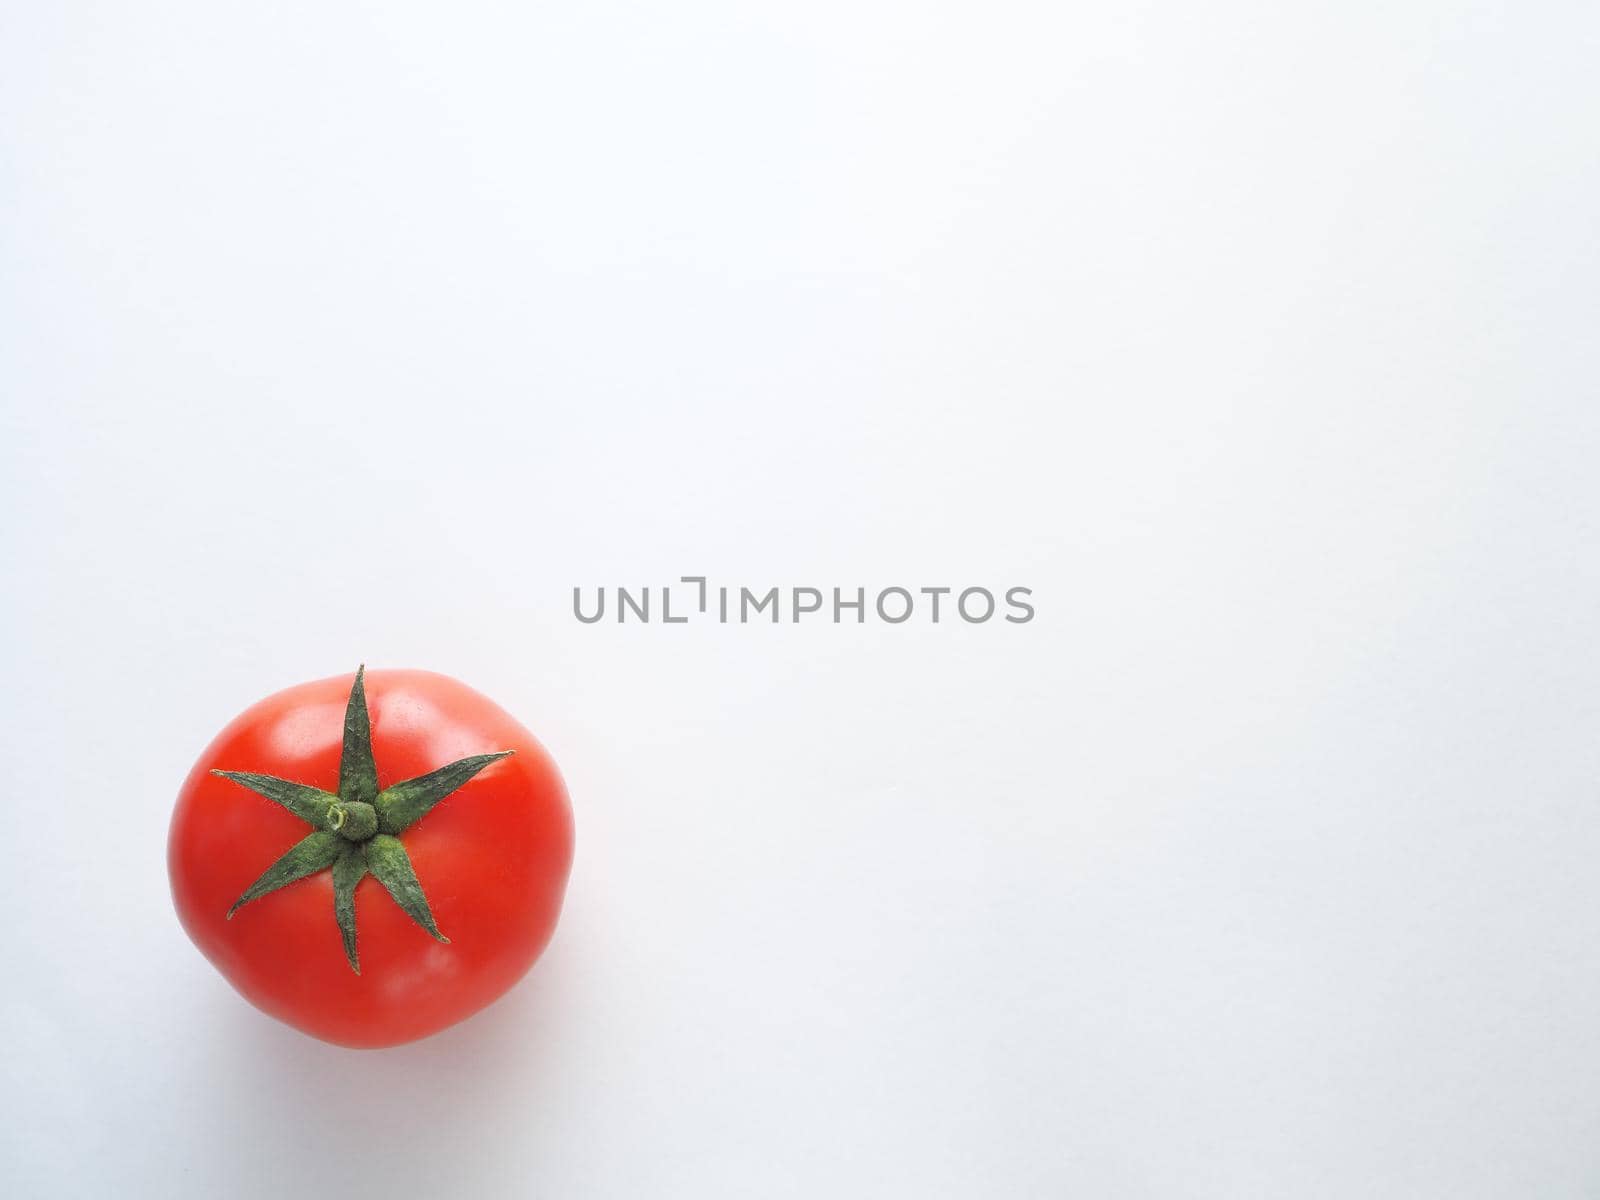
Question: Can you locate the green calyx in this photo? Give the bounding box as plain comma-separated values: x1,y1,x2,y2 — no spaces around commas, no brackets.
212,665,514,973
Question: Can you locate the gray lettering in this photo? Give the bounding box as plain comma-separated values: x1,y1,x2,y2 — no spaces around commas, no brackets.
618,587,650,623
681,575,708,612
741,587,779,623
793,587,823,621
1005,586,1035,623
573,587,605,623
958,587,995,623
877,587,913,623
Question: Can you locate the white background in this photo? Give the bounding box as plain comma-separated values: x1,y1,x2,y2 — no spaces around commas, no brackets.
4,2,1599,1196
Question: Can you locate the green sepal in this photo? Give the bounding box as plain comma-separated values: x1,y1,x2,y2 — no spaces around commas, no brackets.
376,751,514,834
331,845,368,973
211,771,335,826
227,831,343,918
338,665,379,807
365,834,449,942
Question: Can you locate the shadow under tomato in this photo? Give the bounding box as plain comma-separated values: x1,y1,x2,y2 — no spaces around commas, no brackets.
183,933,584,1197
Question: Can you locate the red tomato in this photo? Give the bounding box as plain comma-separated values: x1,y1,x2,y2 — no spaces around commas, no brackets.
169,668,574,1048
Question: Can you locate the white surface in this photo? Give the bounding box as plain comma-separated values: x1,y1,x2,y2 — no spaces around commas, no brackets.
4,2,1600,1196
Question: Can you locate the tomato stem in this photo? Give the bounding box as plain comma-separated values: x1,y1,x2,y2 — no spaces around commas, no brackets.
327,801,378,842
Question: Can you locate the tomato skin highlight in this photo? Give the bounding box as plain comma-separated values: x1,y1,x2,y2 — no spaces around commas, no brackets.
169,670,574,1048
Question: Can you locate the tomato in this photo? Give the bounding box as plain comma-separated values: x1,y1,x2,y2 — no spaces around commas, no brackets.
168,668,574,1048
